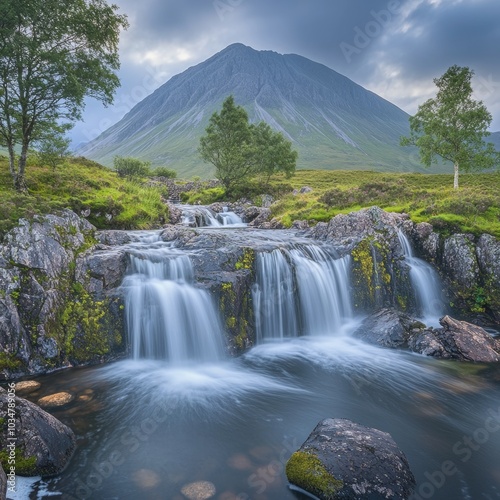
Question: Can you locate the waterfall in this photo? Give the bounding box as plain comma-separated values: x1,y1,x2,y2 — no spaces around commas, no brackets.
397,230,444,326
122,242,226,364
180,205,246,227
253,245,352,341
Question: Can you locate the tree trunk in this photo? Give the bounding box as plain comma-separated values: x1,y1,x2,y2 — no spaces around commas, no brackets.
453,163,459,190
14,142,29,193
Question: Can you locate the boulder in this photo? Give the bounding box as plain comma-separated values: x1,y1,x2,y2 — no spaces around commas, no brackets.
0,387,76,476
476,234,500,320
286,418,415,499
247,208,271,227
409,316,500,362
95,230,131,246
442,234,480,291
353,309,426,348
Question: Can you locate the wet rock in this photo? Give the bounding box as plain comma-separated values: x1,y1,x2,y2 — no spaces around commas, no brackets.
180,480,216,500
442,234,480,290
409,316,500,362
476,234,500,320
353,308,426,348
167,202,183,225
247,208,271,227
291,220,310,230
413,222,440,262
132,469,161,489
259,217,285,229
38,392,74,408
286,418,415,499
0,463,6,499
14,380,41,395
0,387,76,476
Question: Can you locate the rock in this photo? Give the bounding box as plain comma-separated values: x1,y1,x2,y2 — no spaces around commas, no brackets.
286,418,415,499
14,380,41,395
247,208,271,227
38,392,74,408
243,206,262,223
260,194,275,208
413,222,440,262
0,387,76,476
299,186,313,194
167,202,183,225
291,220,310,230
353,309,426,348
410,316,500,362
476,234,500,320
132,469,161,489
180,481,216,500
259,217,285,229
96,230,131,246
0,463,6,500
442,234,480,290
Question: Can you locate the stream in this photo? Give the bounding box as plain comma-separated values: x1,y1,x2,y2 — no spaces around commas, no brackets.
11,228,500,500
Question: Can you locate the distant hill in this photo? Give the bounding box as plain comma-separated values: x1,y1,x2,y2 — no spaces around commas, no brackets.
76,43,493,177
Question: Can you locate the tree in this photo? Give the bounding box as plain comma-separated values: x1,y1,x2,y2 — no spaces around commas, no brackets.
199,96,298,193
199,96,255,193
0,0,128,191
251,122,298,184
401,66,499,189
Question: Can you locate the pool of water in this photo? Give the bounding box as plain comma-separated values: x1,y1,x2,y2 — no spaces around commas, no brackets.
12,333,500,500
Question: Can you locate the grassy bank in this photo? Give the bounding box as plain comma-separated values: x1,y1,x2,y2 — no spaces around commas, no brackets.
270,170,500,237
0,156,169,237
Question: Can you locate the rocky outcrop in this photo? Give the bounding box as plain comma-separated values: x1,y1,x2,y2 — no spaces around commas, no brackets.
0,211,126,378
353,309,425,348
409,316,500,362
286,418,415,499
0,387,76,476
0,463,6,499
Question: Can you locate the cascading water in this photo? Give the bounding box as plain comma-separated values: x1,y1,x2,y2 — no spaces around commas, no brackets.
398,230,445,326
122,236,226,363
180,204,246,227
253,245,352,340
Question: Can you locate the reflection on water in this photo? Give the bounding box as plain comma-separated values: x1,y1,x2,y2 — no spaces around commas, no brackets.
13,335,500,500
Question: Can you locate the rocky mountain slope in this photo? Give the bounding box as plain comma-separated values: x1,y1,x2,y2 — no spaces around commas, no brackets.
77,44,437,177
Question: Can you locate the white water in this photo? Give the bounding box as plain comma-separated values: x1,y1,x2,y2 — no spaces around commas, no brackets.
180,205,246,227
253,245,352,340
398,230,445,327
122,238,226,364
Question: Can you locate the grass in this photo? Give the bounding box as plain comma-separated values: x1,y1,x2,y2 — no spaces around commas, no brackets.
267,170,500,237
0,155,169,238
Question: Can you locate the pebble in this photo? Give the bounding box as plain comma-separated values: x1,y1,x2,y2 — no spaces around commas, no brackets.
180,481,216,500
37,392,74,408
14,380,41,395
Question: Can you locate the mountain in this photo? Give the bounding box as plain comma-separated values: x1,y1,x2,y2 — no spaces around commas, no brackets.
76,44,467,177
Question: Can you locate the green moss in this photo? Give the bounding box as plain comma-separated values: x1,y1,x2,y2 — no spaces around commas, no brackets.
351,239,375,306
0,352,21,370
286,451,343,500
0,448,37,476
235,248,255,271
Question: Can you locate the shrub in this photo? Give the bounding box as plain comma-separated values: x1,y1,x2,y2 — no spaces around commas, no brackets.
152,167,177,179
113,156,151,179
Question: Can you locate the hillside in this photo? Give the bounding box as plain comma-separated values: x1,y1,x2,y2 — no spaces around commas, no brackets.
77,43,439,177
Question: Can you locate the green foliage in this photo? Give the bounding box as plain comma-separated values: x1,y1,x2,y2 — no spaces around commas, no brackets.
113,156,151,179
199,96,297,195
0,155,169,238
152,166,177,179
0,0,128,190
401,66,500,189
181,187,226,204
286,451,343,500
32,125,72,171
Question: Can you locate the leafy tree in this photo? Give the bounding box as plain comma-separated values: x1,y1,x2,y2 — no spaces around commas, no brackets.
0,0,128,191
401,65,499,189
152,166,177,179
251,122,298,184
199,96,298,194
199,96,254,193
113,156,151,179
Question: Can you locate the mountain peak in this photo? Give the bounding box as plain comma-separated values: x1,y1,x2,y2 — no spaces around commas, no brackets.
77,45,432,176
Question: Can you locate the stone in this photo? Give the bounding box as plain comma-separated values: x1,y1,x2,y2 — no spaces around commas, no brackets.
0,464,6,500
353,308,426,348
247,208,271,227
95,230,131,246
291,220,310,230
442,234,480,290
38,392,74,408
0,387,76,476
14,380,41,395
299,186,313,194
180,481,216,500
410,316,500,362
286,418,416,499
132,469,161,489
260,194,275,208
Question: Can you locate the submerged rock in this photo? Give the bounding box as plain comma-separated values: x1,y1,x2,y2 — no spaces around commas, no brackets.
37,391,74,408
180,480,216,500
14,380,41,395
0,387,76,476
410,316,500,362
286,418,415,499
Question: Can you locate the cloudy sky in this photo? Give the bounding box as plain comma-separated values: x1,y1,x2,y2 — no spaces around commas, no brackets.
72,0,500,146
